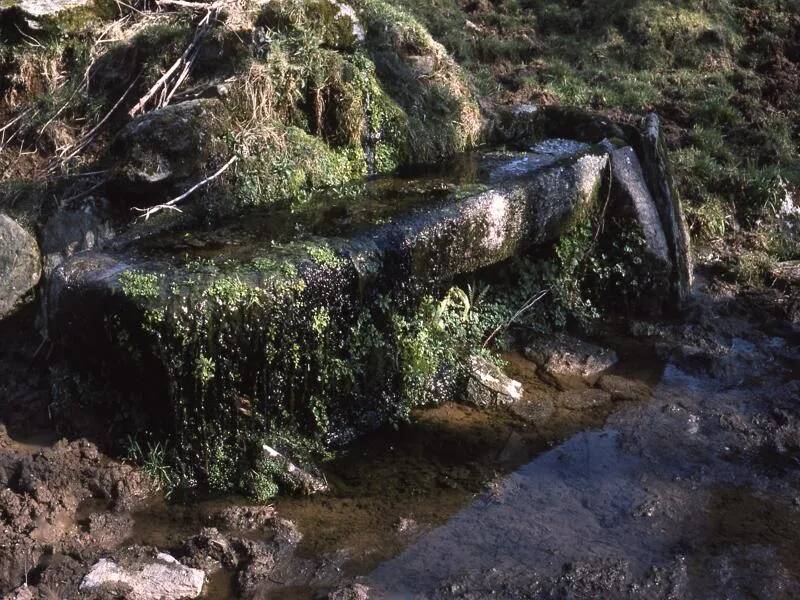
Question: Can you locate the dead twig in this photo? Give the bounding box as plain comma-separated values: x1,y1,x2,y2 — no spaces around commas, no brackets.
38,82,86,137
133,155,237,220
15,24,44,48
0,110,30,134
58,177,109,204
114,0,147,15
482,288,550,348
162,42,201,106
593,159,614,242
55,73,141,169
157,0,217,9
128,7,217,117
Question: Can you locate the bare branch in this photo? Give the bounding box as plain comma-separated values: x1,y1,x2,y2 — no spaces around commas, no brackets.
482,289,550,348
133,155,238,220
54,73,141,170
157,0,216,9
58,178,108,204
127,8,217,117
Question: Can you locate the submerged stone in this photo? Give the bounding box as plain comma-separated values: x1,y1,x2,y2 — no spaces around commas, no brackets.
523,333,618,383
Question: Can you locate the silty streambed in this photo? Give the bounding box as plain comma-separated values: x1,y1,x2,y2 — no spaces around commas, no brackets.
115,340,664,599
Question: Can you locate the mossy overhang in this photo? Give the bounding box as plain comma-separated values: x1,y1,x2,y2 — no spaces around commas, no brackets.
49,143,610,388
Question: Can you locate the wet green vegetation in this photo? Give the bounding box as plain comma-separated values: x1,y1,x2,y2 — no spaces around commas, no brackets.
3,0,796,500
99,193,660,500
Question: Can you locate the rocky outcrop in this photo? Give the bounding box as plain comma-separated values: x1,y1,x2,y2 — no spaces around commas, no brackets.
0,214,41,320
40,199,114,278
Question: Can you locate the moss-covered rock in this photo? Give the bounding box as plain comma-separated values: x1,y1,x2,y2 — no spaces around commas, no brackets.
49,144,609,496
108,99,229,204
358,0,481,164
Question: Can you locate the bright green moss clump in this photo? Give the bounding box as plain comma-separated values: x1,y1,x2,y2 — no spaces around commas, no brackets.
119,270,162,301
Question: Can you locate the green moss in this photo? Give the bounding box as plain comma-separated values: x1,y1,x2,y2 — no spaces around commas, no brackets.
230,125,367,208
119,270,162,301
357,0,482,163
305,242,345,267
732,249,775,285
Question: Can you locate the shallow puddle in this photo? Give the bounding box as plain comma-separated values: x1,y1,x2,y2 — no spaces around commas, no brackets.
363,334,800,598
122,348,658,598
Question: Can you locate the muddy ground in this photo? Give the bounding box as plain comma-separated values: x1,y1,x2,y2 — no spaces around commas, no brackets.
1,267,799,599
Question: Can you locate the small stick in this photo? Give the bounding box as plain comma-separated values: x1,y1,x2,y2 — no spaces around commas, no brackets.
128,9,215,117
133,155,237,220
38,83,85,137
114,0,147,15
61,169,110,178
57,74,141,166
162,43,200,106
157,0,216,9
15,25,44,48
482,288,550,348
0,110,30,133
58,178,108,204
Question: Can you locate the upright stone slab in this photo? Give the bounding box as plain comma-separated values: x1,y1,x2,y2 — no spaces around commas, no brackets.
608,145,670,269
633,114,693,307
